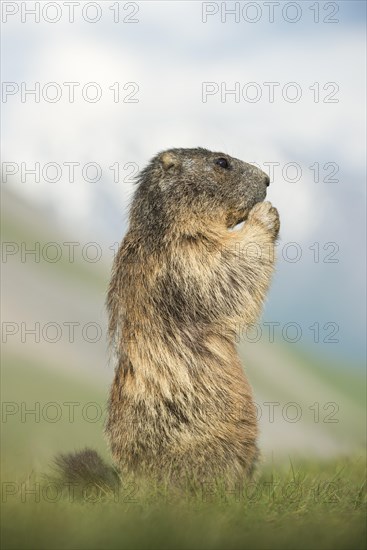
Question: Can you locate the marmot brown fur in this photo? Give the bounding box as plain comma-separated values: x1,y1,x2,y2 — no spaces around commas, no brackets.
105,147,280,486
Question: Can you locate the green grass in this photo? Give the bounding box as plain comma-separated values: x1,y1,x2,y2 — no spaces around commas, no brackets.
1,458,366,550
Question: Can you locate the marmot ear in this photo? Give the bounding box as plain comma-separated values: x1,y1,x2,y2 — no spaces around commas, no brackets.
160,151,181,172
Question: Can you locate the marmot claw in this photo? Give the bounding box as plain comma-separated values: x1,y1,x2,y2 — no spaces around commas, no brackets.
248,201,280,237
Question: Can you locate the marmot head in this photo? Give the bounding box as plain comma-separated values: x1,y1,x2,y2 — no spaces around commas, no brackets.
130,147,270,238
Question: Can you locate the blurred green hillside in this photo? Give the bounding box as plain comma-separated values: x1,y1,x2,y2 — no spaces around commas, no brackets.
1,188,366,471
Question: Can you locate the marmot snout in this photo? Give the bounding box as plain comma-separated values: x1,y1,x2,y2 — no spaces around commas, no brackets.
131,147,271,235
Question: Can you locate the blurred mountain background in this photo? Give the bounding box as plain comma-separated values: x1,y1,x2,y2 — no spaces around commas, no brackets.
1,1,366,472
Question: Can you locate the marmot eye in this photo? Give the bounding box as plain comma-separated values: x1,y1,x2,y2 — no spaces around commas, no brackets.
215,157,229,169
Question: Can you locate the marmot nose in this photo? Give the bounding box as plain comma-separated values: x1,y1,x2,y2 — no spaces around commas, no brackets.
264,175,270,187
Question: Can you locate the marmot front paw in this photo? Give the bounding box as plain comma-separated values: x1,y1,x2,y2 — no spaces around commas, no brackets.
248,201,280,238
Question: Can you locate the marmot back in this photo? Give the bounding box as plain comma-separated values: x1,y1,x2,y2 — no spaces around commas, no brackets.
106,147,280,486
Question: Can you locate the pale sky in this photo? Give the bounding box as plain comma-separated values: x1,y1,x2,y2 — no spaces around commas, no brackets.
2,0,366,362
